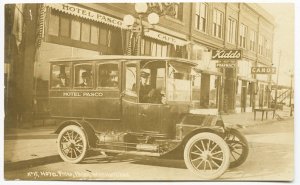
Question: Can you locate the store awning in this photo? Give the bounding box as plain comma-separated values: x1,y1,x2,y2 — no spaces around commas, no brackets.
237,76,257,82
144,30,188,46
45,3,125,29
193,68,222,76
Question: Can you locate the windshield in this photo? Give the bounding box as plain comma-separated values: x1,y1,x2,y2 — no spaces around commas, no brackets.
167,62,192,102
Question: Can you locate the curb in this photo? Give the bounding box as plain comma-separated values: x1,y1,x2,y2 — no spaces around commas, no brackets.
226,116,294,129
4,155,62,171
4,134,57,140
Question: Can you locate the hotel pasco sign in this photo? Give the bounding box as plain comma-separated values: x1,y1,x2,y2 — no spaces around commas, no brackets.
212,49,242,60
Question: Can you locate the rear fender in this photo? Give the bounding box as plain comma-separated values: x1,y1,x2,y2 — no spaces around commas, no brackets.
54,120,97,148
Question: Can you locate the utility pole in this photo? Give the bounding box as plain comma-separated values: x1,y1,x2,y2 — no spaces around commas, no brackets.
274,50,281,111
290,72,294,116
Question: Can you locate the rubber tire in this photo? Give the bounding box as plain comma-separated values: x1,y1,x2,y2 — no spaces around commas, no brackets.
225,128,249,168
57,125,88,164
184,132,230,180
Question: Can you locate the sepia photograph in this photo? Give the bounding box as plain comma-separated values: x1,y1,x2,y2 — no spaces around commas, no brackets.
2,0,296,183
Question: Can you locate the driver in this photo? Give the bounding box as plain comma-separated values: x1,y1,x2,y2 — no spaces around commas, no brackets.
139,71,153,103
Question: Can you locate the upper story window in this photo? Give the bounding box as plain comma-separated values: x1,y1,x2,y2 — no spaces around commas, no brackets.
51,64,71,88
74,64,93,88
227,17,237,44
212,9,224,39
249,30,257,52
195,3,208,32
48,11,111,49
239,24,247,48
265,39,271,58
98,63,119,88
258,35,263,55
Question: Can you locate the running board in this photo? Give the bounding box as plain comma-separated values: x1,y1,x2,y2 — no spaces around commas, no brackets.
90,148,161,157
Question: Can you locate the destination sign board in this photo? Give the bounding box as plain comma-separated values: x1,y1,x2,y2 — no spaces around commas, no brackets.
251,67,276,74
212,49,242,60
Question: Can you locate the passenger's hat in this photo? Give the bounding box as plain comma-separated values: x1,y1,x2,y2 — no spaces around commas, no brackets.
81,71,91,78
57,73,66,78
140,70,150,78
109,71,118,76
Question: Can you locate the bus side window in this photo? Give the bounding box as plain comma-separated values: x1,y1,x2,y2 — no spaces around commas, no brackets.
74,64,93,88
51,64,70,88
98,63,119,88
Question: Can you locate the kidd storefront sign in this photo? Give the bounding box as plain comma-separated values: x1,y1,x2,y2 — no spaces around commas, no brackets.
46,4,123,28
212,50,242,60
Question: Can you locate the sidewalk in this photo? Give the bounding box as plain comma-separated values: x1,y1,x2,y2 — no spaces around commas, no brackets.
4,106,294,171
222,106,293,128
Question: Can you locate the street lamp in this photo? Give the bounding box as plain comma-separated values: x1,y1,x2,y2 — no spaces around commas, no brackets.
123,3,160,55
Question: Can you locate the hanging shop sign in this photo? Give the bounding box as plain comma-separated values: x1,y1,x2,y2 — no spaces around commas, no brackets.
144,30,188,46
251,67,276,74
212,49,242,60
216,61,236,68
46,4,124,28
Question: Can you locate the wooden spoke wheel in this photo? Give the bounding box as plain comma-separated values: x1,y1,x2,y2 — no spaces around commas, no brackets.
184,132,230,180
57,125,88,163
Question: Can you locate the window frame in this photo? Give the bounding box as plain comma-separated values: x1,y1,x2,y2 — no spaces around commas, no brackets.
227,17,237,44
73,63,95,89
195,3,208,33
50,63,72,89
124,61,139,96
46,10,112,52
96,62,120,90
249,29,257,52
239,24,248,49
212,9,224,39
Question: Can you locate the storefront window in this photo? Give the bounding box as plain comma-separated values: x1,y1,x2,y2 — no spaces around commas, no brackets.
91,25,99,45
48,13,59,36
81,23,91,42
99,28,108,46
51,64,71,88
60,16,70,37
199,74,218,108
142,39,168,57
71,20,81,40
74,64,93,88
47,11,112,51
209,75,218,108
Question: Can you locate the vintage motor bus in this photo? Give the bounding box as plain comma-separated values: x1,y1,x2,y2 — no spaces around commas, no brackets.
50,56,248,180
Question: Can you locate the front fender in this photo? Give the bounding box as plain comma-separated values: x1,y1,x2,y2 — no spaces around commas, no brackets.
54,120,97,148
175,113,225,140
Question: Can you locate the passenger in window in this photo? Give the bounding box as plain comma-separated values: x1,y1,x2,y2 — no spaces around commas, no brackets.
101,70,118,88
56,72,68,88
79,71,92,87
